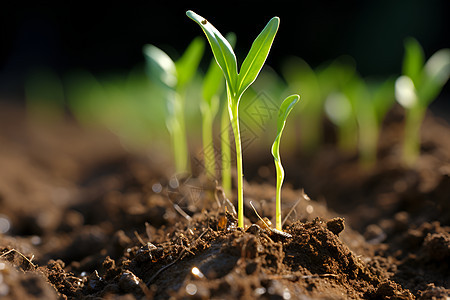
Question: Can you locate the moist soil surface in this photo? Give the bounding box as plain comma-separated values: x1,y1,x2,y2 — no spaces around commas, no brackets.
0,103,449,299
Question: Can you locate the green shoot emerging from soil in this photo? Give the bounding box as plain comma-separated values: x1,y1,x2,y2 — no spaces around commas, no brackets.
187,10,280,228
341,75,395,167
395,38,450,166
143,37,204,173
272,95,300,231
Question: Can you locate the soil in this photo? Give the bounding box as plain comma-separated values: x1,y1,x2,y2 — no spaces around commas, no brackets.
0,102,449,299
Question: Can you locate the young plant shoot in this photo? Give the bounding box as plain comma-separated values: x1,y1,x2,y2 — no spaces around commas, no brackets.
396,38,450,166
143,37,205,173
187,10,280,228
341,75,395,167
201,33,236,182
272,94,300,231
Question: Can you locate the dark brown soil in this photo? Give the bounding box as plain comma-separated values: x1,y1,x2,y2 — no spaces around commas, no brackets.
0,103,449,299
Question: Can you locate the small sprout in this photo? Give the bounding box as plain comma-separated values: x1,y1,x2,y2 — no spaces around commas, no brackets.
395,37,450,165
340,75,395,167
283,56,355,154
143,37,205,173
272,95,300,231
187,10,280,228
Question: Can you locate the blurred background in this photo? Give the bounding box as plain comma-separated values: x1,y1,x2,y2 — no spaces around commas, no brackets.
1,1,449,97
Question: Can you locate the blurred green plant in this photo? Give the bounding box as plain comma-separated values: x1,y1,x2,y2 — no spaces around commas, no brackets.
272,94,300,231
340,75,395,167
283,57,356,154
282,57,321,153
187,10,279,228
143,37,205,173
395,38,450,165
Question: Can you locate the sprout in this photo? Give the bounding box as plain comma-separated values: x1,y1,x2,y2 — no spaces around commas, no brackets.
271,95,300,231
200,33,236,185
282,57,321,153
283,56,356,154
396,38,450,166
187,10,279,228
143,37,205,173
338,74,395,167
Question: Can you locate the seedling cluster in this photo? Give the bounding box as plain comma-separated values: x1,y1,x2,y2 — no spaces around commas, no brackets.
61,11,450,231
187,10,298,229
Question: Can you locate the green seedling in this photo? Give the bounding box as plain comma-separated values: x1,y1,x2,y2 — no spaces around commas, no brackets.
271,94,300,231
187,10,279,228
220,103,232,197
282,57,321,153
324,91,357,152
395,38,450,165
143,37,205,173
340,74,395,167
282,56,356,154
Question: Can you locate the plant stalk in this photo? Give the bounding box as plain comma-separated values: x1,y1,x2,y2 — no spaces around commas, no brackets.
173,93,189,173
201,107,216,179
221,104,232,196
275,164,283,231
403,106,426,166
229,100,244,228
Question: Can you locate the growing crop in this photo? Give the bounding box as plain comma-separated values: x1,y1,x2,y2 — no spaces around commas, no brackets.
143,37,205,173
282,57,321,153
187,10,279,228
338,74,395,167
271,94,300,231
283,56,356,154
395,38,450,165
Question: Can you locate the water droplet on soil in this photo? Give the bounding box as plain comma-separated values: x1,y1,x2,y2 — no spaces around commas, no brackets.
0,215,11,234
186,283,197,295
152,183,162,193
255,287,266,295
30,235,41,245
169,177,179,189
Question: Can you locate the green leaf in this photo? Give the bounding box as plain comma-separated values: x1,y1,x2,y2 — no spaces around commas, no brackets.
271,94,300,160
237,17,279,97
371,78,395,122
143,44,177,89
175,36,205,90
186,10,238,96
403,37,424,83
202,33,236,105
202,58,224,106
419,48,450,105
